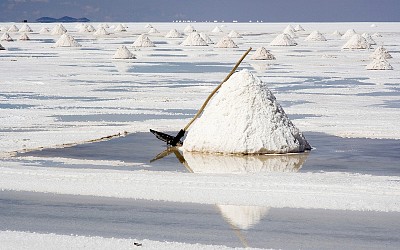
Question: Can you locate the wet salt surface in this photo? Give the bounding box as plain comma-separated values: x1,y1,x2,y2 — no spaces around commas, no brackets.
1,191,399,249
20,132,400,176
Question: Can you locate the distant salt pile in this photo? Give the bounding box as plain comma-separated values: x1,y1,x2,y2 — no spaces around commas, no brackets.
132,34,155,47
1,33,13,41
342,34,370,49
8,24,19,32
165,29,183,38
228,30,242,38
370,23,377,28
332,30,342,37
181,32,208,46
283,24,295,34
269,33,297,46
305,30,326,41
51,24,67,35
212,26,224,33
372,32,382,38
283,28,297,38
0,43,5,50
0,26,7,32
294,24,305,31
94,27,110,36
86,24,96,32
366,58,393,70
54,33,81,47
114,24,127,32
214,36,238,48
78,25,91,33
19,24,32,32
182,69,311,154
251,47,276,60
145,24,153,29
148,27,159,34
184,24,196,33
18,33,30,41
113,45,136,59
199,32,214,44
97,23,109,29
40,27,50,34
361,33,376,45
341,29,356,39
370,46,392,59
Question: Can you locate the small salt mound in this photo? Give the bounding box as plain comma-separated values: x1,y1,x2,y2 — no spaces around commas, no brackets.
212,26,223,33
19,23,33,32
132,34,155,47
182,69,311,154
283,28,297,38
228,30,242,38
97,23,109,29
184,24,196,33
51,24,67,35
114,24,127,32
371,23,377,28
342,34,370,49
294,24,305,31
54,33,81,47
332,30,342,37
305,30,326,41
199,32,214,44
0,44,5,50
165,29,183,38
369,46,392,59
113,45,136,59
18,33,30,41
8,24,19,32
1,33,13,41
361,33,376,45
372,32,382,38
0,26,7,32
40,27,50,34
366,58,393,70
78,25,91,33
341,29,356,39
214,36,238,48
145,23,153,29
269,33,297,46
148,27,159,34
283,24,295,34
251,47,276,60
181,32,208,46
86,24,96,32
94,27,110,36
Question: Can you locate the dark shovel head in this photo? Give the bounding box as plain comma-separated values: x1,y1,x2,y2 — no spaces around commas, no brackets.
150,129,183,146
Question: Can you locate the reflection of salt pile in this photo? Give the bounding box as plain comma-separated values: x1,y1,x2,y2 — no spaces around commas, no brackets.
214,36,238,48
1,33,13,41
305,30,326,41
0,44,5,50
148,27,159,34
8,24,19,32
361,33,376,45
294,24,305,31
212,26,223,33
113,45,136,59
228,30,242,38
183,70,311,154
19,33,30,41
251,47,275,60
366,58,393,70
165,29,182,38
217,205,270,230
370,46,392,59
269,33,297,46
341,29,356,39
19,24,33,32
184,24,196,33
54,34,81,47
114,24,127,32
132,34,155,47
342,34,370,49
94,27,110,36
199,32,214,44
51,24,67,35
181,32,208,46
40,27,50,34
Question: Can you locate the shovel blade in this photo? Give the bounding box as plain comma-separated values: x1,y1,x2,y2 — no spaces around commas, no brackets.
150,129,183,146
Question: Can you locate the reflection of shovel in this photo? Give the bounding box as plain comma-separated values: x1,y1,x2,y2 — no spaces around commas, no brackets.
150,47,252,146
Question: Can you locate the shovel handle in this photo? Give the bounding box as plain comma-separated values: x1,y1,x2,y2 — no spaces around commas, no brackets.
183,47,252,131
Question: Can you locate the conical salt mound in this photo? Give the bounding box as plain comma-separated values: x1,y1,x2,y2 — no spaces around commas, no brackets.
305,30,326,41
148,27,159,34
361,33,376,45
113,45,136,59
332,30,342,37
181,32,208,46
283,28,297,38
51,24,67,35
86,24,96,32
251,47,276,60
19,23,33,32
165,29,183,38
0,44,5,50
199,32,214,44
182,69,311,154
18,33,30,41
372,32,382,38
40,27,50,34
214,36,238,48
269,33,297,46
8,24,19,32
132,34,155,47
228,30,242,38
0,26,8,32
366,58,393,70
294,24,305,31
184,24,196,33
54,33,81,47
1,33,13,41
145,23,153,29
342,34,370,49
94,27,110,36
212,26,223,33
283,24,295,34
369,46,392,59
114,24,127,32
78,25,91,33
341,29,356,39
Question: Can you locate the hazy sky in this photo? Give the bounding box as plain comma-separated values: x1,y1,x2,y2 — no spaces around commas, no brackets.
1,0,400,22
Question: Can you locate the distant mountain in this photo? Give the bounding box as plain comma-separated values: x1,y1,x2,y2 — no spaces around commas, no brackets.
36,16,90,23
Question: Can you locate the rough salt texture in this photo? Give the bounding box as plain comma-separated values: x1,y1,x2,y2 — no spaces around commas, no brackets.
305,30,326,41
362,33,376,45
342,34,370,49
214,36,238,48
165,29,182,38
182,69,311,154
269,33,297,46
54,34,81,47
370,46,392,59
113,45,136,59
132,34,155,47
366,58,393,70
251,47,276,60
181,32,208,46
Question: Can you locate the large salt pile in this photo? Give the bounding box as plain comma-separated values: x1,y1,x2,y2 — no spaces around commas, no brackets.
94,27,110,36
366,58,393,70
181,32,208,46
362,33,376,45
51,24,67,35
39,27,50,34
228,30,242,38
8,24,19,32
54,34,81,47
341,29,356,39
182,69,311,154
132,34,155,47
370,46,392,59
19,24,33,32
165,29,183,38
294,24,305,31
269,33,297,46
212,26,224,33
1,33,13,41
342,34,370,49
113,45,136,59
251,47,276,60
184,24,196,33
199,32,214,44
18,33,30,41
0,44,5,50
114,24,127,32
214,36,238,48
305,30,326,41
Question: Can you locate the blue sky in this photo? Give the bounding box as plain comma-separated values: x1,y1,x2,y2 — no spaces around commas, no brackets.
1,0,400,22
